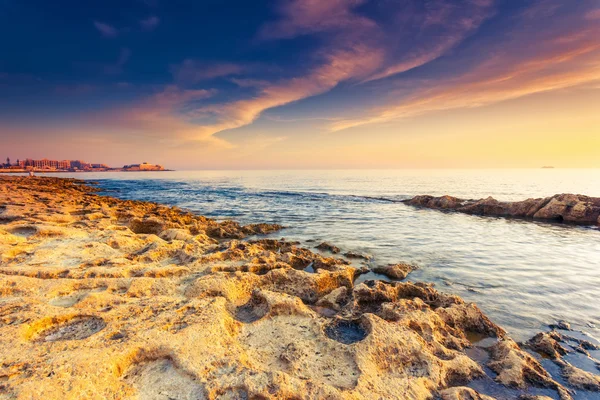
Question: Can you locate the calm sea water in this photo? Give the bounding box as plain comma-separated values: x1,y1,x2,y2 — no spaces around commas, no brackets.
52,169,600,343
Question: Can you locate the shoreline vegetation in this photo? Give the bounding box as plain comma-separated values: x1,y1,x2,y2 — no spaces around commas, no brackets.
1,176,599,399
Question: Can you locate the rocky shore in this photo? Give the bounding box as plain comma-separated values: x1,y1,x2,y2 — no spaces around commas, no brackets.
1,177,599,399
403,194,600,226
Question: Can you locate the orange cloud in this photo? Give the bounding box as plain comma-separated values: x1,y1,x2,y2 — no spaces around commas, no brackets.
330,11,600,132
184,44,384,141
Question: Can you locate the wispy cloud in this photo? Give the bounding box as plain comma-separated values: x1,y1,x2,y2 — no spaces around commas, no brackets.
258,0,375,40
363,0,497,82
93,21,119,38
329,7,600,132
183,44,383,140
140,16,160,31
170,60,244,84
87,85,230,148
73,0,600,152
586,8,600,19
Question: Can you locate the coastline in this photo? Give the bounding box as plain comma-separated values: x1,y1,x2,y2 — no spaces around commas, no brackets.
0,170,175,174
1,176,598,399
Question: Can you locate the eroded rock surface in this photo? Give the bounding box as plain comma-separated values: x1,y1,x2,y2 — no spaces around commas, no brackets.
526,328,600,393
404,194,600,226
373,262,417,280
0,176,587,399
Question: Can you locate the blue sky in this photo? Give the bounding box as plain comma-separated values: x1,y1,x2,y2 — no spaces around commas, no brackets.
1,0,599,168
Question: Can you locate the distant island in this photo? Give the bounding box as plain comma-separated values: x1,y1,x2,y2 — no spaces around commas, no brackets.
0,157,169,173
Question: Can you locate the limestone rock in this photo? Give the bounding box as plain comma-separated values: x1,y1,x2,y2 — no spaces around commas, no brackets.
561,363,600,391
316,241,341,254
343,251,372,261
404,193,600,226
373,263,416,280
0,176,582,400
129,217,165,235
316,286,348,310
487,339,571,399
440,386,496,400
527,331,568,359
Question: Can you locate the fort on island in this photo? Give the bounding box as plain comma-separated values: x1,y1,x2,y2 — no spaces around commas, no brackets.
0,157,166,172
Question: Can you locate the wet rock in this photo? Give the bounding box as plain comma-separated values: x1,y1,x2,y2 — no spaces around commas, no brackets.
406,195,465,210
316,242,341,254
527,331,569,359
343,251,372,261
561,363,600,391
533,194,600,224
324,318,368,344
242,222,284,236
404,193,600,226
373,263,416,280
487,339,571,399
550,320,571,331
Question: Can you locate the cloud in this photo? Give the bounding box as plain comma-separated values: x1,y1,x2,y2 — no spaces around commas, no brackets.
586,8,600,20
78,0,500,147
259,0,375,40
183,44,384,140
157,0,495,142
93,21,118,38
70,0,600,153
170,60,244,84
329,18,600,132
83,85,230,148
147,85,216,107
363,0,497,82
230,78,271,88
140,16,160,31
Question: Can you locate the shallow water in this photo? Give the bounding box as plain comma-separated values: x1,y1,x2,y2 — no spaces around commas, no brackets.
50,169,600,344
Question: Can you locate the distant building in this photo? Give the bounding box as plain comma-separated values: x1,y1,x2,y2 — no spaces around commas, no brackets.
58,160,71,170
123,162,164,171
19,158,72,170
90,163,110,169
4,157,167,172
69,160,90,170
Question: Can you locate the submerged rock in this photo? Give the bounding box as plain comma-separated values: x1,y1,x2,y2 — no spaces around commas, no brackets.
316,241,341,254
527,331,569,359
343,251,372,261
526,328,600,394
561,363,600,391
404,193,600,226
373,263,416,280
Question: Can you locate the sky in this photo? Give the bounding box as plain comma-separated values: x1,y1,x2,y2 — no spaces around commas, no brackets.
1,0,599,169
